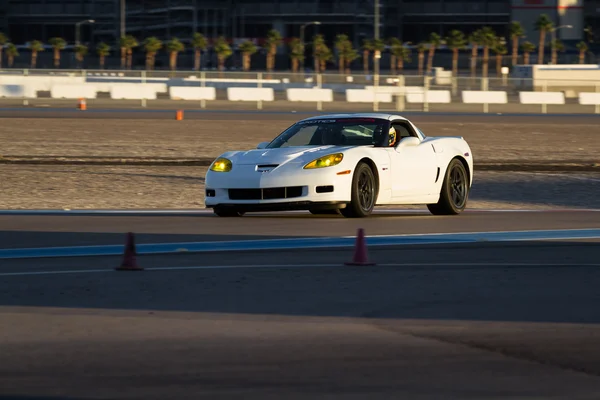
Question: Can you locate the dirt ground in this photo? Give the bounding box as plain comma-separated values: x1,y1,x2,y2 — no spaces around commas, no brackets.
1,115,598,210
1,165,598,210
1,117,599,163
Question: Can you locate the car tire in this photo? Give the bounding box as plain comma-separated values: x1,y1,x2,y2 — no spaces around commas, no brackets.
340,162,377,218
213,207,245,217
427,159,469,215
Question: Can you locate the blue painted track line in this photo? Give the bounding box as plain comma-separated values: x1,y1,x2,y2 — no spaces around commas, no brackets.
0,228,598,259
1,107,599,118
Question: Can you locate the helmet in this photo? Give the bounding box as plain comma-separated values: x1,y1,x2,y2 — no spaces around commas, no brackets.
388,126,397,147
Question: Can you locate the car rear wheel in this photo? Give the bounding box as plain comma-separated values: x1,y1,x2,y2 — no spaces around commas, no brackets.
340,162,377,218
427,159,469,215
213,207,245,217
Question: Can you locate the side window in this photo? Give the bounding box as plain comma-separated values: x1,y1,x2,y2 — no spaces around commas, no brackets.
391,121,416,139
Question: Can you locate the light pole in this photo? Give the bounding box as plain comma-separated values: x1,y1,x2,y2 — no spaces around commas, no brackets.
300,21,321,70
121,0,126,38
76,19,95,46
550,24,572,64
373,0,381,111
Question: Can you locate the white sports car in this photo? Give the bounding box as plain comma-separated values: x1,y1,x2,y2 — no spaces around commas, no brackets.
205,113,473,218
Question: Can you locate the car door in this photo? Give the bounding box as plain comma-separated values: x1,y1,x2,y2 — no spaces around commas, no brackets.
388,120,438,199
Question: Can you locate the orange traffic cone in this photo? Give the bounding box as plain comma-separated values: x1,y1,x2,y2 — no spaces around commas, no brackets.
345,228,375,266
78,98,87,111
176,110,183,120
116,232,143,271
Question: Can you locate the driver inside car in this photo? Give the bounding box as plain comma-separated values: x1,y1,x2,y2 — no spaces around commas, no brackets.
387,126,397,147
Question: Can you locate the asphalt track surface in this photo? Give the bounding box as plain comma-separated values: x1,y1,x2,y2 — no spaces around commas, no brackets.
2,109,600,398
1,209,600,399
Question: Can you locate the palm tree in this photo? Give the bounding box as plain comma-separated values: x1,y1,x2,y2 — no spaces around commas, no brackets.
5,43,18,67
48,37,66,68
509,21,525,66
28,40,44,68
166,38,185,71
214,36,232,74
264,29,282,73
416,42,427,75
479,27,497,78
335,34,348,74
96,42,110,69
371,38,385,73
493,41,507,77
143,36,162,70
388,38,402,74
191,32,207,71
445,30,466,77
74,44,88,68
468,29,482,78
362,39,373,74
551,39,564,65
335,34,358,75
313,34,332,73
395,45,411,74
238,40,257,71
119,35,138,69
426,32,441,74
521,41,535,64
576,41,588,64
535,14,554,64
0,33,7,68
288,37,304,73
343,46,359,75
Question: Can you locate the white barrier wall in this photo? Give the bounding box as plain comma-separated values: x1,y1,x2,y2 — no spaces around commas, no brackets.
0,75,85,91
286,88,333,102
109,83,166,100
462,91,508,104
0,84,28,98
406,90,452,103
578,92,600,105
227,87,274,101
346,89,392,103
169,86,217,100
364,86,425,94
519,91,565,104
50,84,98,99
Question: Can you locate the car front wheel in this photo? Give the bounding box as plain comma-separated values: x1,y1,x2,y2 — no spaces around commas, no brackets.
340,162,377,218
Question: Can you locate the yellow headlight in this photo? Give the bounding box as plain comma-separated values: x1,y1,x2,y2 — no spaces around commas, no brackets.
304,153,344,169
210,157,232,172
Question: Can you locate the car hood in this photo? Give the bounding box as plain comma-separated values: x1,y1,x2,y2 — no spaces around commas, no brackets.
221,146,353,166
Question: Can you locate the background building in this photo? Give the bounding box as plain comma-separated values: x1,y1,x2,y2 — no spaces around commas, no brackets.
0,0,593,70
1,0,587,45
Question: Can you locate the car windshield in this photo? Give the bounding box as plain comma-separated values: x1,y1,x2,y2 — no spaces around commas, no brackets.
266,118,389,148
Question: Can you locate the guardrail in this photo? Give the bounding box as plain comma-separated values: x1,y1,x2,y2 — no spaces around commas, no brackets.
1,69,600,114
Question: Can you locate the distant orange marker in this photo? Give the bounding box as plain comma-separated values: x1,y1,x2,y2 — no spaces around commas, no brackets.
176,110,183,120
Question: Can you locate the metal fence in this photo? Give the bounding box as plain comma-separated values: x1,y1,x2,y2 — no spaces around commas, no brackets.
0,68,599,114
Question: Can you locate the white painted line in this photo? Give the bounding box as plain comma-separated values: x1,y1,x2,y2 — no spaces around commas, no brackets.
1,262,599,277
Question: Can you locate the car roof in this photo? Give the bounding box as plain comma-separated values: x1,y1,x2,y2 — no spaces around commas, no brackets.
298,113,408,122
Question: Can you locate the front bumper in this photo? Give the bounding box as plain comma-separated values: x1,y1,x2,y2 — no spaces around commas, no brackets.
204,163,353,209
206,201,347,212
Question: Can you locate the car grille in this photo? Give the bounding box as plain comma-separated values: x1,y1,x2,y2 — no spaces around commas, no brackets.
228,186,303,200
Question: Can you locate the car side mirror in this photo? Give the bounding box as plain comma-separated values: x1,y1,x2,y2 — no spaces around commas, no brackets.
396,136,420,148
257,141,269,149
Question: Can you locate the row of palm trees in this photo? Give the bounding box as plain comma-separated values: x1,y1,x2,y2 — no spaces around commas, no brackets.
0,14,593,76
